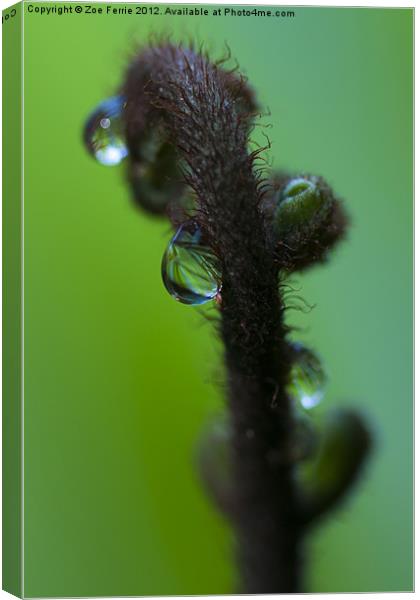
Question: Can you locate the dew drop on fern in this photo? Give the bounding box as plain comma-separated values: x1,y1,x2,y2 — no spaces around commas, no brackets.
84,96,128,166
287,343,326,410
161,221,221,305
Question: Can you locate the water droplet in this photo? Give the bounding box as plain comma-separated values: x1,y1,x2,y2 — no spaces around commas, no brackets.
287,343,326,410
84,96,128,166
161,221,221,305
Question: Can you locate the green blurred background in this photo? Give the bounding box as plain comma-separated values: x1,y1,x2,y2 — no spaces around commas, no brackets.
22,4,413,596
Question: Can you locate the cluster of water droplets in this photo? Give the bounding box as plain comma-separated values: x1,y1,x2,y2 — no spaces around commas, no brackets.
161,221,222,306
84,101,328,417
84,99,222,305
84,96,128,166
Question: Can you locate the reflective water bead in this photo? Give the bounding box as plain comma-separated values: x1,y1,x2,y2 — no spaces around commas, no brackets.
161,221,221,305
287,343,326,410
84,96,128,166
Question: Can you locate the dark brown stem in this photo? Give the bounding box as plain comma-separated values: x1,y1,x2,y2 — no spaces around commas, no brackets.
121,44,302,593
117,41,374,594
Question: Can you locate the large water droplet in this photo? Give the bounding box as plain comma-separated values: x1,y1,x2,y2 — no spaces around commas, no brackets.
287,343,326,410
84,96,128,166
161,221,221,305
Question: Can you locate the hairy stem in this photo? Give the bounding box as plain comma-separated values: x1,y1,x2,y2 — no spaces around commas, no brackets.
122,43,302,593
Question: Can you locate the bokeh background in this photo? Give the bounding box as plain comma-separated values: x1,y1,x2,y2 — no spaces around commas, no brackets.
23,4,413,596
